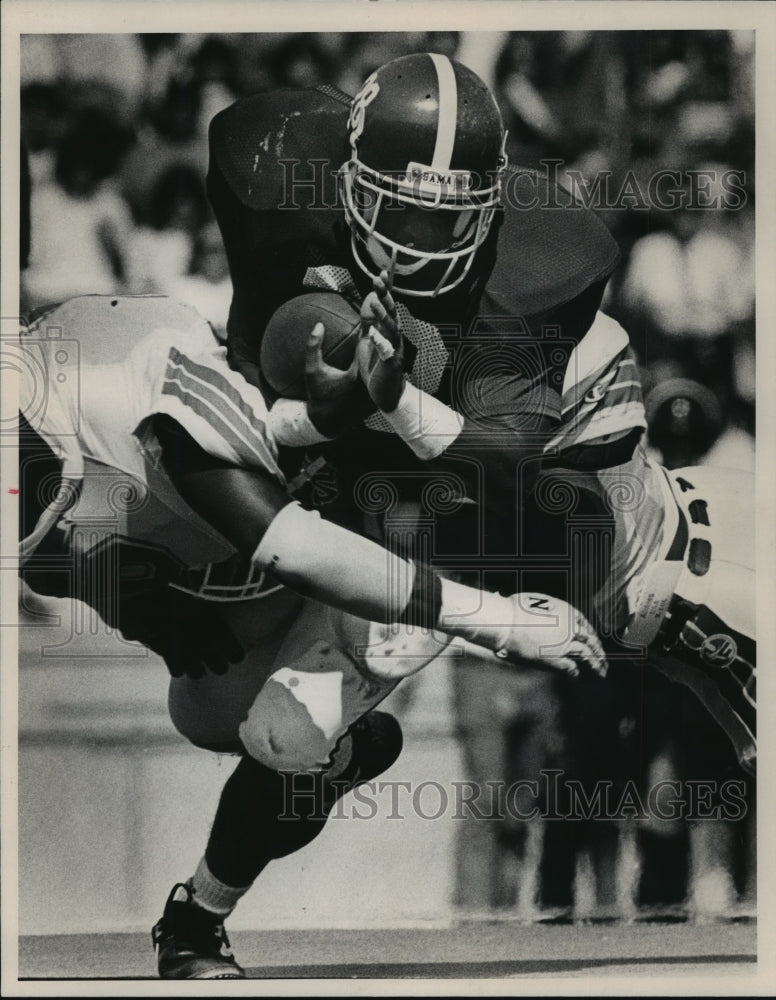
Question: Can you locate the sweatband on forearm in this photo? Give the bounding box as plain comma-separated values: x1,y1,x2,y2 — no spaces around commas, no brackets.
397,561,443,631
383,382,464,461
252,502,415,622
267,398,333,447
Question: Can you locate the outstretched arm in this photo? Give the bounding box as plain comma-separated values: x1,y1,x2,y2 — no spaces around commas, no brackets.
152,413,606,679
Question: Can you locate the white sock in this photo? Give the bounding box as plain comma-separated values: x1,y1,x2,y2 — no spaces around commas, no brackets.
188,857,251,918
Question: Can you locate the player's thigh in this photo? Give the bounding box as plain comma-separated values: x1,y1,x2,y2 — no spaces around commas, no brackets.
167,587,304,750
168,596,396,759
239,606,461,772
670,465,754,569
237,603,396,771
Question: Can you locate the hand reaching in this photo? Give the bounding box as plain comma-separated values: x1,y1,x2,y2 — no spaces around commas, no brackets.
494,593,608,678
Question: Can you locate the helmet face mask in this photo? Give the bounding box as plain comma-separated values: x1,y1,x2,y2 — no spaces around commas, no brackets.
340,53,507,298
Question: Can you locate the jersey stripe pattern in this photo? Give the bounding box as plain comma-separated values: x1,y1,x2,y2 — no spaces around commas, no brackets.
160,347,280,475
19,295,283,568
546,311,646,455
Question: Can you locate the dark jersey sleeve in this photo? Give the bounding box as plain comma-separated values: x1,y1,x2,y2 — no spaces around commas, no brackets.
207,87,353,381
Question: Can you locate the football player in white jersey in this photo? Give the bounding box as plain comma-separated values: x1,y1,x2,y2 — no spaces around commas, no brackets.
18,292,605,979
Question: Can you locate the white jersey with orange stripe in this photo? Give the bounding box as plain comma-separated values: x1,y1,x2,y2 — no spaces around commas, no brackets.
546,310,647,459
19,295,282,570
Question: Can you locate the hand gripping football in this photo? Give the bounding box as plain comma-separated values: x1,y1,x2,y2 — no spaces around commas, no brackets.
260,292,361,399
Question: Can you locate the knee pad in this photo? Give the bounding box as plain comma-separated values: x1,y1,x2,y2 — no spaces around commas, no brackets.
239,640,358,772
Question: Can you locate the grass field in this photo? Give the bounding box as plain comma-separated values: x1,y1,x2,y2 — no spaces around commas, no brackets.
17,920,757,982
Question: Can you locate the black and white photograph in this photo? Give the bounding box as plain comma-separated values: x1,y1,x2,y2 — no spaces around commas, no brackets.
1,0,774,993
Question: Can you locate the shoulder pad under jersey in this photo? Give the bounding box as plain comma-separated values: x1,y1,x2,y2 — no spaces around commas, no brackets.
208,87,351,212
480,166,621,320
24,294,210,366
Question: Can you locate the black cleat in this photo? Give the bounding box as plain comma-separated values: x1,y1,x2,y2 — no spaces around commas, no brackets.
152,882,246,979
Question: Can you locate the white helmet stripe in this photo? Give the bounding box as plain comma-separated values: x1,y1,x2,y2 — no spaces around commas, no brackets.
429,53,457,172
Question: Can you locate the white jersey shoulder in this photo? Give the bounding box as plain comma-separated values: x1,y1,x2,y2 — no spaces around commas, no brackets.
547,310,646,454
20,294,281,481
19,295,283,564
562,310,629,398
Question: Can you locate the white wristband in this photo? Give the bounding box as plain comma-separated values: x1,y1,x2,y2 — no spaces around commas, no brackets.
267,398,332,447
383,382,464,461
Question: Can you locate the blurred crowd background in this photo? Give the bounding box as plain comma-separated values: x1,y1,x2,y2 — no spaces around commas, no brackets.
19,31,756,923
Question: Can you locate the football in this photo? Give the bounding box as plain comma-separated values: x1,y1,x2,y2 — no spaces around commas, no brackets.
259,292,361,399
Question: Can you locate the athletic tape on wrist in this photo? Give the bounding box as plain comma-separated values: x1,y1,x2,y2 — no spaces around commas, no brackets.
384,383,464,461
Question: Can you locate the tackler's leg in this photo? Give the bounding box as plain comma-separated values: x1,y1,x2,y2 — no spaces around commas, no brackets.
155,599,446,979
651,466,756,774
237,600,451,773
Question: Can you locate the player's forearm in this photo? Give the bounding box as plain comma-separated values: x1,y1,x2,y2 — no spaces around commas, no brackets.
380,381,465,460
153,414,541,658
252,501,517,651
383,381,542,497
251,504,605,676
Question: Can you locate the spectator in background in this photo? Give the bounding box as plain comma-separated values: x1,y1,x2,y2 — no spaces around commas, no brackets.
644,378,725,470
24,111,133,308
262,33,340,89
337,32,442,94
126,164,209,295
20,32,147,126
121,76,209,225
20,83,69,187
619,201,753,346
494,32,627,175
189,36,241,135
169,220,233,339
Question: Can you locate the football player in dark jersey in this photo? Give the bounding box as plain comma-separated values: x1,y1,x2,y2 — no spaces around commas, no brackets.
17,292,604,980
136,51,651,977
190,49,754,966
207,52,643,473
